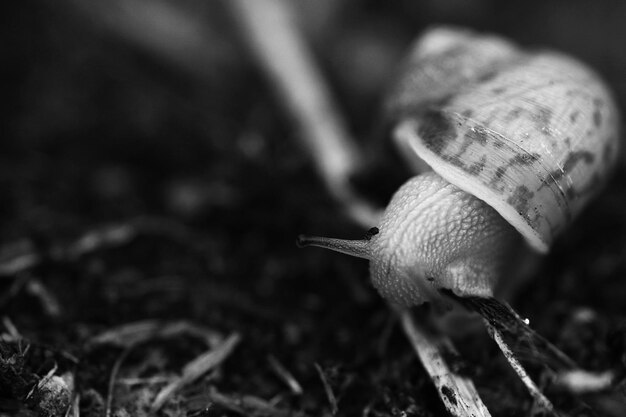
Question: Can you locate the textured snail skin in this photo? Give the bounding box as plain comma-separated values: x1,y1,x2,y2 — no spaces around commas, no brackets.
368,172,520,306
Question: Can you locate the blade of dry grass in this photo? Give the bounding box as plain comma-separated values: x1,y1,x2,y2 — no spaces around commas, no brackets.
26,279,61,318
201,388,310,417
484,321,556,415
0,240,39,276
87,319,223,349
151,332,241,411
440,291,579,415
227,1,494,415
268,355,303,395
105,347,132,417
400,310,492,417
446,293,576,371
2,316,21,340
228,0,379,227
314,363,338,415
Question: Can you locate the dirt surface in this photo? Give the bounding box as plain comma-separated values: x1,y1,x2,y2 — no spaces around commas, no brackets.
2,1,626,416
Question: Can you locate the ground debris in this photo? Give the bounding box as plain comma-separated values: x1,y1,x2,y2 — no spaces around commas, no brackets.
151,332,241,411
28,371,74,417
268,354,303,395
189,387,310,417
315,363,339,415
554,369,614,393
87,320,224,349
0,216,212,278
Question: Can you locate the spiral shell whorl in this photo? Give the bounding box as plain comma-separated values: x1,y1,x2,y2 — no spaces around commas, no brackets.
391,27,620,252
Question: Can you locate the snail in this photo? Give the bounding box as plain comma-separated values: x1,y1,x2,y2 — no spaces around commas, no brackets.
298,27,620,308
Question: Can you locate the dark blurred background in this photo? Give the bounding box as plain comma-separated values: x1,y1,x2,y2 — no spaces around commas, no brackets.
3,0,626,251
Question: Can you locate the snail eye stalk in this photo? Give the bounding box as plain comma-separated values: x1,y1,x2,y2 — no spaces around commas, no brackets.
296,233,376,260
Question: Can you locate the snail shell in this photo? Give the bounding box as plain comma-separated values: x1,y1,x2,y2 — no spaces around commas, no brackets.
388,27,620,253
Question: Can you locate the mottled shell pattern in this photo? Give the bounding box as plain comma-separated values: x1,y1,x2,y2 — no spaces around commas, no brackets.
388,27,620,253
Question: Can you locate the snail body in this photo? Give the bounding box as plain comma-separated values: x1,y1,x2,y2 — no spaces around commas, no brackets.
299,27,620,307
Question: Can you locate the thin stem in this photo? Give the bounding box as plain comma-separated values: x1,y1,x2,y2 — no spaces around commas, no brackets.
441,291,577,371
484,321,557,415
106,346,133,417
228,0,381,227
